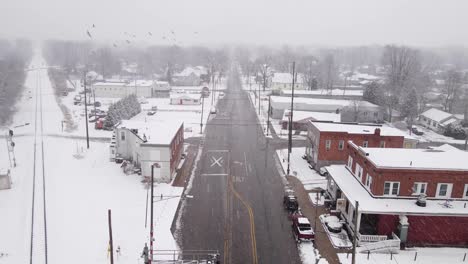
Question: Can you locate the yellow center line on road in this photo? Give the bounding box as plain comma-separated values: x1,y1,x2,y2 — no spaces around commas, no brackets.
230,180,258,264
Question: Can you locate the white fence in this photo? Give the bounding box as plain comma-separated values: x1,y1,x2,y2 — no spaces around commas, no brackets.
358,233,401,253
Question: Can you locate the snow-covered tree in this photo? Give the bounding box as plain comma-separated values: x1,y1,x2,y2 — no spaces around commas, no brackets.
401,88,419,123
363,81,383,105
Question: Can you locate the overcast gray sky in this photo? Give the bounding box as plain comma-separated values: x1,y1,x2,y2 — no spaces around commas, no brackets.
2,0,468,46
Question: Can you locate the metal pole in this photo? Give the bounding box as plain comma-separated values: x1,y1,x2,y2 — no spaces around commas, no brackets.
258,81,261,115
314,192,319,231
266,95,271,136
352,201,359,264
287,62,296,175
150,165,154,262
108,209,114,264
200,96,205,134
84,71,90,149
5,132,12,167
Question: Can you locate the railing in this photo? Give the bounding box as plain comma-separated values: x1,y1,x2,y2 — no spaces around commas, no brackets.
151,250,220,264
358,233,388,244
358,233,401,253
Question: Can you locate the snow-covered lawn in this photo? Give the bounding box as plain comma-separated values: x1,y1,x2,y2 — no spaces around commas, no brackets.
276,147,327,190
338,247,468,264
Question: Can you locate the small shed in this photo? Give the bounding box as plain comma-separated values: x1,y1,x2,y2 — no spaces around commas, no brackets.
0,169,12,190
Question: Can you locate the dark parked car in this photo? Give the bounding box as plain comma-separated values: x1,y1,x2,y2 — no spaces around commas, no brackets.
283,189,299,212
411,127,424,136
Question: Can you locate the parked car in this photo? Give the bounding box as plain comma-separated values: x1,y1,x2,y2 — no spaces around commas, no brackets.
292,217,315,242
219,92,225,99
94,101,101,107
147,111,156,116
283,189,299,212
74,95,82,102
210,106,217,114
409,126,424,136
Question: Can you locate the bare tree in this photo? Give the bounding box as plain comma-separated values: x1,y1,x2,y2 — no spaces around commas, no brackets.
381,45,421,122
442,69,462,113
298,55,318,90
319,53,337,92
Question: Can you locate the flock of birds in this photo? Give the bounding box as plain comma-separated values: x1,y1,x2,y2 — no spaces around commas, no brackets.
85,24,199,47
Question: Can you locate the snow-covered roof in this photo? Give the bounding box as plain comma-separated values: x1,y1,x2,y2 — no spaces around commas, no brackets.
420,108,453,123
272,73,304,84
270,96,379,111
349,73,381,81
117,119,182,145
283,110,341,123
170,93,201,100
310,122,407,137
440,117,459,126
93,80,154,88
175,66,207,77
327,165,468,216
352,142,468,171
281,89,363,97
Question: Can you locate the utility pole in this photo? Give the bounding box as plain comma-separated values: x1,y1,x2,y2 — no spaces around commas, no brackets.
352,201,359,264
211,64,215,106
150,163,160,262
258,81,261,116
262,64,268,92
108,209,114,264
83,71,90,149
266,95,271,136
286,62,296,176
200,96,205,134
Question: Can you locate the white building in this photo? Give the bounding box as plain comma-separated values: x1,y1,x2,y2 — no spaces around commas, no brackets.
418,108,462,132
113,119,184,183
0,169,11,190
270,73,304,91
92,80,171,98
170,93,202,105
173,66,208,86
270,96,383,122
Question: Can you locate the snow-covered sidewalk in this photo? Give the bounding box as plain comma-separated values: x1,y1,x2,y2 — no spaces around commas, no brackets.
276,147,327,190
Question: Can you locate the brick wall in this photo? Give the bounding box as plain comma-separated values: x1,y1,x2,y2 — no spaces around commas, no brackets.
376,214,468,246
169,124,184,177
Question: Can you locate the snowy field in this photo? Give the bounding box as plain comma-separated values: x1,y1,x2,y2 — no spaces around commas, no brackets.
338,247,468,264
276,147,327,190
0,50,183,263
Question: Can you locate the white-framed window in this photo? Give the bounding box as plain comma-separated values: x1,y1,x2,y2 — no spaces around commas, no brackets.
464,184,468,199
347,156,353,169
412,182,427,195
355,164,363,180
363,141,368,147
365,174,372,189
436,183,453,198
120,131,126,141
383,181,400,196
338,140,344,150
380,141,386,148
325,140,331,151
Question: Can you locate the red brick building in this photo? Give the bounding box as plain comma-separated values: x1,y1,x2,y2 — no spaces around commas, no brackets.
306,121,416,169
326,142,468,247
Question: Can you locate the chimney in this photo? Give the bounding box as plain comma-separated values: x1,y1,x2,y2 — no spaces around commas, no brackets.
374,128,381,136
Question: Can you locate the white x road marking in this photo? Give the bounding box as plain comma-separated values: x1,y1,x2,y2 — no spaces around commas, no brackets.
210,156,223,168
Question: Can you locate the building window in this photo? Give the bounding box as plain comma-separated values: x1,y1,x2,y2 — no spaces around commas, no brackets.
120,131,126,141
363,111,368,117
325,140,331,151
338,140,344,150
365,174,372,189
464,184,468,198
363,141,368,147
379,141,386,148
412,182,427,195
383,181,400,196
354,164,363,180
374,112,378,118
347,156,353,169
436,183,453,198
